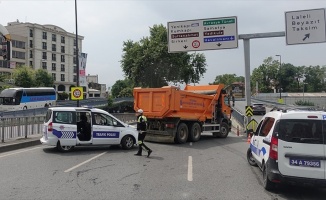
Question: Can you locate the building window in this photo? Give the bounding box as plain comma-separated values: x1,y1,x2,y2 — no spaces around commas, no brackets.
29,61,33,67
61,74,65,81
61,46,65,53
73,48,76,55
73,75,77,82
29,50,33,58
52,63,56,71
42,52,47,59
73,57,76,64
61,36,65,44
12,40,26,49
42,62,47,70
29,29,33,37
61,55,65,62
42,42,47,50
12,51,26,59
52,54,56,61
42,32,47,39
52,44,56,51
61,64,65,72
73,66,77,73
52,73,56,81
29,40,33,48
52,34,56,42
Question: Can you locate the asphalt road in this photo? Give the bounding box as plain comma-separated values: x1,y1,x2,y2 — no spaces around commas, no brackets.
1,131,326,200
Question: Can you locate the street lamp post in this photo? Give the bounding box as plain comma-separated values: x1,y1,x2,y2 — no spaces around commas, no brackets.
275,55,282,100
303,82,307,101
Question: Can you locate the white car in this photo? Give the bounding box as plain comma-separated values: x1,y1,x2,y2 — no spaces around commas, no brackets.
40,107,138,152
247,108,326,190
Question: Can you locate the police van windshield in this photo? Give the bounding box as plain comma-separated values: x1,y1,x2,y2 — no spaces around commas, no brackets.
277,119,324,144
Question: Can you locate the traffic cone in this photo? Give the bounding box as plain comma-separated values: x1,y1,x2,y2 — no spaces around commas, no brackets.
247,134,251,144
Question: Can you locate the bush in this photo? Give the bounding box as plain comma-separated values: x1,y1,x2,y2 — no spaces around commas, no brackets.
295,100,315,106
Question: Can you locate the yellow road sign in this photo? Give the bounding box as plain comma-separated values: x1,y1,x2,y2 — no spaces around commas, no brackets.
71,87,83,100
245,106,253,116
246,119,258,132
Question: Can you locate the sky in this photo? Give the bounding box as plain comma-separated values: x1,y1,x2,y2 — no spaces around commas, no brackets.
1,0,326,89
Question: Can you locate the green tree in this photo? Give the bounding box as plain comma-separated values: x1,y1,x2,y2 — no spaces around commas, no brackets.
107,95,114,107
34,69,54,87
251,57,279,93
13,66,35,87
111,79,133,98
212,74,244,86
120,24,207,87
304,65,325,92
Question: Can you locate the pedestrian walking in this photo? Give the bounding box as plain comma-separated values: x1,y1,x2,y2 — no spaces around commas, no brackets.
134,109,152,157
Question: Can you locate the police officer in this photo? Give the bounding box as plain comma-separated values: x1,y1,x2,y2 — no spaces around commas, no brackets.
134,109,152,157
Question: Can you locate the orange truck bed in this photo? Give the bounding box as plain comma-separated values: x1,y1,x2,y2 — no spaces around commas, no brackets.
133,84,225,122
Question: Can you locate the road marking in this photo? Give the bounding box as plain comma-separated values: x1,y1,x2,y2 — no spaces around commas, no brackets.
188,156,193,181
64,151,107,173
0,147,42,159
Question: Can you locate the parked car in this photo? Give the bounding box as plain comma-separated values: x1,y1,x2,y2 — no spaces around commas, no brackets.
252,103,266,115
246,108,326,190
40,107,138,152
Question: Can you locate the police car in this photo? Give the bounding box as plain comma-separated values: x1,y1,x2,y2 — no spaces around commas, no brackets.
247,107,326,190
40,107,138,152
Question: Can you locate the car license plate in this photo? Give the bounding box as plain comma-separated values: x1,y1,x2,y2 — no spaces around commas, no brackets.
289,158,321,168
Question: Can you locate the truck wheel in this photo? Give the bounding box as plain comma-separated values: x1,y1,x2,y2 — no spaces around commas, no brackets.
56,141,74,152
219,122,229,138
175,123,188,144
121,135,134,150
189,122,201,142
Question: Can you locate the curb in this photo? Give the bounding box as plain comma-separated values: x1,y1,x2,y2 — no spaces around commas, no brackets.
0,139,41,154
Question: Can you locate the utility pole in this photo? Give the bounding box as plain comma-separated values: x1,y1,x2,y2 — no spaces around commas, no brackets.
75,0,80,107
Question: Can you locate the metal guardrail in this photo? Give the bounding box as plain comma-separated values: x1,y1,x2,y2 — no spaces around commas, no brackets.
231,107,245,127
0,116,46,142
0,113,136,143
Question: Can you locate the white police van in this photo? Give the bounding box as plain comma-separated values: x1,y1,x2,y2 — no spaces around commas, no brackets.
40,107,138,152
247,107,326,190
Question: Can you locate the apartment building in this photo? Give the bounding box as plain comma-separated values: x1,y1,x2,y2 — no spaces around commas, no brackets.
87,74,107,98
1,21,86,97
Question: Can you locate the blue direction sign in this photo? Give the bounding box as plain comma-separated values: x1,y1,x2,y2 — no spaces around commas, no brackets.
168,16,238,52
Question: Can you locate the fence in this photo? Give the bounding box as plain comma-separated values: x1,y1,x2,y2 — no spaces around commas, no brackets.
0,113,136,143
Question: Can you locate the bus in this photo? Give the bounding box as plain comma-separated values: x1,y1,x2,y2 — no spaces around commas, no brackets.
0,87,56,111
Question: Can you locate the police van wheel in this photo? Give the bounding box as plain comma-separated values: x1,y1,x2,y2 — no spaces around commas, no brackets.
121,135,134,150
247,148,257,166
263,164,275,191
57,141,74,152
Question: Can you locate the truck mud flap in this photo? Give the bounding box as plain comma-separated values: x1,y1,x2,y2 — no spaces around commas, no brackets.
144,133,175,143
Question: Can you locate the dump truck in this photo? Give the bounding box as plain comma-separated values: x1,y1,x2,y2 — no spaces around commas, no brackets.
133,84,233,143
